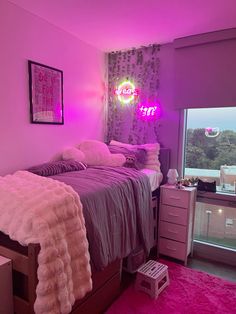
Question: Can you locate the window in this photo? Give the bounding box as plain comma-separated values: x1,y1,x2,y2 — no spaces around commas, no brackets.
184,107,236,193
194,201,236,250
184,107,236,252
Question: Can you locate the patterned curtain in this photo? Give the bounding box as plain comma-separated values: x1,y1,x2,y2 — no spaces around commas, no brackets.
107,45,160,145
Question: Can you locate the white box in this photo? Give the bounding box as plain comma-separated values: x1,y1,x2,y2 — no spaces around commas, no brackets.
0,256,13,314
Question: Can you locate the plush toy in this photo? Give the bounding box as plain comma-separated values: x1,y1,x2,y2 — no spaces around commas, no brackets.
62,147,85,162
78,140,126,166
61,140,126,167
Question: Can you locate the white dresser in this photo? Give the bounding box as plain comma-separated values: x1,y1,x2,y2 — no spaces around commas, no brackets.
158,185,196,265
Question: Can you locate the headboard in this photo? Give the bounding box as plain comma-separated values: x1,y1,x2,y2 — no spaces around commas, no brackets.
159,148,170,184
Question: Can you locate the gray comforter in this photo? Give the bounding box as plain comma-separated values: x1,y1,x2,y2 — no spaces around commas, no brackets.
50,166,153,271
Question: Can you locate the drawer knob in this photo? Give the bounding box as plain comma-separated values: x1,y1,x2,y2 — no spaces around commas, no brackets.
166,246,177,251
167,229,178,234
168,213,179,217
170,196,180,200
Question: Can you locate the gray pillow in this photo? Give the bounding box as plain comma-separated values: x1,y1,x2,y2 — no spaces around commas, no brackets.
27,160,87,177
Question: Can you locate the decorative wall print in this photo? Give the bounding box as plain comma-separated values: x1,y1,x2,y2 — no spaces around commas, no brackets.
107,44,160,144
28,60,64,124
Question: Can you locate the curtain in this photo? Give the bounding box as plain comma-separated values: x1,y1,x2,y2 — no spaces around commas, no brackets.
107,45,161,144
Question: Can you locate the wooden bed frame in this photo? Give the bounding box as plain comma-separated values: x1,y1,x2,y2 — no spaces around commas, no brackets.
0,231,123,314
0,195,159,314
0,233,39,314
0,149,170,313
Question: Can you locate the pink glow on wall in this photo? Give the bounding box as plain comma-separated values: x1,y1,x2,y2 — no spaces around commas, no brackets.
0,1,105,176
115,80,138,104
137,103,161,120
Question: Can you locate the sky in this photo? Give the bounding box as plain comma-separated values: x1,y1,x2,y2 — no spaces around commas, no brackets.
187,107,236,131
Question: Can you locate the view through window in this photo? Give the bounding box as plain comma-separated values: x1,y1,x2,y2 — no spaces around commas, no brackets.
185,107,236,191
185,107,236,250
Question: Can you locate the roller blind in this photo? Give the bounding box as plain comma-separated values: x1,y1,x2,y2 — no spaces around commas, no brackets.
174,29,236,109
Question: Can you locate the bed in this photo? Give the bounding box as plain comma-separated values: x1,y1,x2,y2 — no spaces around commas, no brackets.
0,147,170,314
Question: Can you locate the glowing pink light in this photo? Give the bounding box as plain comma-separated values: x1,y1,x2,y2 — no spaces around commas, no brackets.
115,80,138,104
139,105,157,116
137,103,161,120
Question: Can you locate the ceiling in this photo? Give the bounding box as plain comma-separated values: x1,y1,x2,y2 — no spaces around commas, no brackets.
8,0,236,52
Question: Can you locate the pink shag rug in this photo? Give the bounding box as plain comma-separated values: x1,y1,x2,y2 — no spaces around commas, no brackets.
106,260,236,314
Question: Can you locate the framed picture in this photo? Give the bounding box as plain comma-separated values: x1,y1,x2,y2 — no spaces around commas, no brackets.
28,60,64,124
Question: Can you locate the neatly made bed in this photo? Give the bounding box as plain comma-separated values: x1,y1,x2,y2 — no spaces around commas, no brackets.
0,148,170,314
49,165,154,272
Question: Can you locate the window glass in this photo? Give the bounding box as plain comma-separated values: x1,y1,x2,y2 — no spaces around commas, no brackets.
185,107,236,193
194,201,236,250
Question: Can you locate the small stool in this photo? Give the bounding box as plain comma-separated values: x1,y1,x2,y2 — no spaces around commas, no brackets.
135,260,169,299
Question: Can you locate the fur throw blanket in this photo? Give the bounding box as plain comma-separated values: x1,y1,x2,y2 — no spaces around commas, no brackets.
0,171,92,314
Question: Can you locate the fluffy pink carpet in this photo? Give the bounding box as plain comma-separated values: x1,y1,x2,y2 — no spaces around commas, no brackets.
106,260,236,314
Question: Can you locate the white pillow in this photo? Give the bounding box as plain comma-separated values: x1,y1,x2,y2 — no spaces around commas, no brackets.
62,147,85,162
139,143,160,154
110,140,160,153
110,140,133,149
106,153,126,167
138,143,160,170
145,156,160,164
144,164,161,171
110,140,161,171
79,140,127,167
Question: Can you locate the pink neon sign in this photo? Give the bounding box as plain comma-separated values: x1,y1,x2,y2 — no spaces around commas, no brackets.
137,103,160,120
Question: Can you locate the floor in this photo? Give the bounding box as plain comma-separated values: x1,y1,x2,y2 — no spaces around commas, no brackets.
159,255,236,283
122,256,236,289
187,256,236,282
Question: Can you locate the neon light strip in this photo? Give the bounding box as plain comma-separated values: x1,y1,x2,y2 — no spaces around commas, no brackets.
118,94,135,104
116,80,137,104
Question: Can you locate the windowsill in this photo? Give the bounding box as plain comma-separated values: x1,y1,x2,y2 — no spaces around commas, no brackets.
194,240,236,253
193,240,236,267
216,185,235,194
185,168,236,188
197,190,236,207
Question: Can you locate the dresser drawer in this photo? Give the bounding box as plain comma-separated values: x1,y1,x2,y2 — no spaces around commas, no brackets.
159,221,187,243
160,204,188,225
161,188,189,208
159,238,186,260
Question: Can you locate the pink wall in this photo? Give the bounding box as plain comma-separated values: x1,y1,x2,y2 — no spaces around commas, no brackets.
0,1,105,175
1,1,233,177
157,43,181,169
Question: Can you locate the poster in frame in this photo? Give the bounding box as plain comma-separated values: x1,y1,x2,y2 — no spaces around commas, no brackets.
28,60,64,124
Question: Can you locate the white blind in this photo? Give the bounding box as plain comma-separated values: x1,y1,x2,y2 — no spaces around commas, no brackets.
174,29,236,109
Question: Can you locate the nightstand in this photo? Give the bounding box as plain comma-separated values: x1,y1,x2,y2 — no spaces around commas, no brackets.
158,184,196,265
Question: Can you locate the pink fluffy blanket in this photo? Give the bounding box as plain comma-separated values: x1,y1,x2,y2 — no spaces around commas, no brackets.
0,171,92,314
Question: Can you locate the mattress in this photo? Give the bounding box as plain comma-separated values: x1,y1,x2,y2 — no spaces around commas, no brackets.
140,169,163,191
